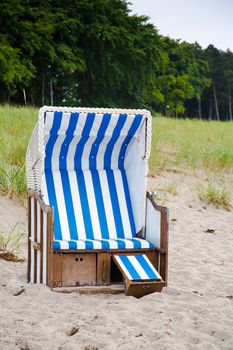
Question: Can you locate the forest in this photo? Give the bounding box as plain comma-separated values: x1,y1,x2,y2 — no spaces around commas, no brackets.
0,0,233,120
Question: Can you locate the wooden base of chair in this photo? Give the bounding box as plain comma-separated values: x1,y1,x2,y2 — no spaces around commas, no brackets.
125,279,165,298
53,284,125,295
112,254,165,298
52,252,97,287
50,250,159,288
47,250,165,297
53,281,165,298
27,191,168,298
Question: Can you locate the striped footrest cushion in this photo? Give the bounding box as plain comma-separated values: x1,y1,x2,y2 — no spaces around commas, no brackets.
114,254,162,281
53,238,154,250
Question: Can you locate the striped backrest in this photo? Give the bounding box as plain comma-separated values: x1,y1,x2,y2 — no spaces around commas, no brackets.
43,111,144,171
41,110,146,242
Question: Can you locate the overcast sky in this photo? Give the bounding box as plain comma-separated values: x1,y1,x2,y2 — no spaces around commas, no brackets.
129,0,233,51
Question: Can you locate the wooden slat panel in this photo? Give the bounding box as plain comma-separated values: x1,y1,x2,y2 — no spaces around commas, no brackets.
53,284,124,294
40,208,43,283
42,211,47,284
28,192,53,286
36,201,41,283
62,253,96,287
46,211,53,288
27,195,31,283
52,253,62,288
33,197,37,283
97,253,111,286
30,197,35,283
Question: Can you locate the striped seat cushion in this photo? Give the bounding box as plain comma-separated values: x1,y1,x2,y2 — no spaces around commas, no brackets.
53,238,154,250
114,255,161,280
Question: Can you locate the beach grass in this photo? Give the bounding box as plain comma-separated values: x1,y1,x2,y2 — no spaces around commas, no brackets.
196,183,232,210
0,106,232,201
150,115,233,173
0,223,24,261
0,106,37,201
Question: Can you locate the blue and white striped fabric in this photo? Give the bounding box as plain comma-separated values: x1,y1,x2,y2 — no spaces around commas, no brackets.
41,111,154,250
114,255,161,280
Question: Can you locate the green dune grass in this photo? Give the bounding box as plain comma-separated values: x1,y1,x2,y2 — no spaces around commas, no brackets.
0,106,232,202
196,183,232,210
0,106,37,201
150,115,233,173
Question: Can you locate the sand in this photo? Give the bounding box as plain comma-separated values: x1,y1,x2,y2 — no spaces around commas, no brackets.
0,171,233,350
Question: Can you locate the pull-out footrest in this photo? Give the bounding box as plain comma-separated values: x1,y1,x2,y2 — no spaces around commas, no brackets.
113,254,165,298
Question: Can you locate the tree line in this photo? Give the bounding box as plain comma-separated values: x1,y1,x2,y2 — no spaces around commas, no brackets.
0,0,232,120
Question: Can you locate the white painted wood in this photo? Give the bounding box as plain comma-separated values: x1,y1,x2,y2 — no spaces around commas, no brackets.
36,200,41,283
42,211,47,284
127,256,149,280
125,137,146,234
114,255,132,280
30,197,35,283
145,198,161,248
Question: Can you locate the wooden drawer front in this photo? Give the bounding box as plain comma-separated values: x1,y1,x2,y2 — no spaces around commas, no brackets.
62,254,96,287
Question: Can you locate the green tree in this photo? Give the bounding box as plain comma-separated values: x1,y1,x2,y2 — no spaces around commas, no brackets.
153,38,210,117
0,0,232,120
223,50,233,120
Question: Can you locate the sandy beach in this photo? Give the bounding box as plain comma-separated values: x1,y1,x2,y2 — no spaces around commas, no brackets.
1,171,233,350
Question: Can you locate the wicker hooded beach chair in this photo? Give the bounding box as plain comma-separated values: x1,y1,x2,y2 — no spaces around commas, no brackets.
26,106,168,298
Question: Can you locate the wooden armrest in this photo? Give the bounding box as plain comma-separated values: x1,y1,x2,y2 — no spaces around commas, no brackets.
146,191,168,213
146,191,169,284
29,237,41,250
28,190,53,213
155,247,167,254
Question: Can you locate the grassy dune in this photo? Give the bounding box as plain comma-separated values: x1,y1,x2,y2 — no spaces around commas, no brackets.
150,115,233,173
0,106,232,203
0,106,37,201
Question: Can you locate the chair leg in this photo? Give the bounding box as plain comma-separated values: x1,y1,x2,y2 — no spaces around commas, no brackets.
160,252,168,285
